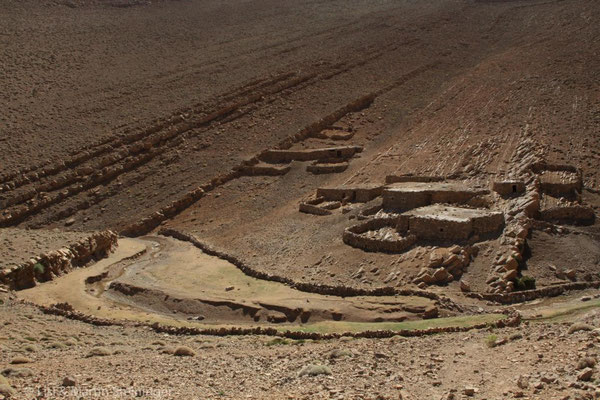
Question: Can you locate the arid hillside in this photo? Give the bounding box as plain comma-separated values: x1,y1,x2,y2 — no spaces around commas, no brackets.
1,0,600,399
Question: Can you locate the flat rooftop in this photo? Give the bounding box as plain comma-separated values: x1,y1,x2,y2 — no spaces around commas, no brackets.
402,205,502,222
385,182,486,194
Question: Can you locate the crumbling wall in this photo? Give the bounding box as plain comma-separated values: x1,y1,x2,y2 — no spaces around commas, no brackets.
261,146,363,163
467,281,600,304
37,302,521,340
471,212,505,235
409,217,473,241
0,230,118,290
317,185,383,203
306,162,348,174
385,175,445,184
240,163,290,176
540,205,595,224
343,218,417,253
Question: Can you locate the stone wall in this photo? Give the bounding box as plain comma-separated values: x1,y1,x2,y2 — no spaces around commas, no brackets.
316,185,383,203
408,216,473,241
306,162,348,174
0,230,118,290
343,218,417,253
260,146,363,163
159,228,440,301
382,183,488,212
540,205,595,224
383,189,430,211
385,175,445,184
36,301,520,340
240,163,291,176
467,281,600,304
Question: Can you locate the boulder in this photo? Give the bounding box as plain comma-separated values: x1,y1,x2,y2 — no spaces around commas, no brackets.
459,280,471,292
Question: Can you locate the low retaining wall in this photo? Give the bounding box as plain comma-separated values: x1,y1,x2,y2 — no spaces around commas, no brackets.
0,230,118,290
158,228,440,301
317,185,383,203
306,163,348,174
385,175,445,184
240,164,291,176
36,302,520,340
540,205,595,224
261,146,363,163
299,203,333,216
467,281,600,304
343,218,417,253
119,94,376,236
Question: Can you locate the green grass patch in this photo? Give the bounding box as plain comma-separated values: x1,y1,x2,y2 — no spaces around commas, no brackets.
277,313,505,334
527,299,600,323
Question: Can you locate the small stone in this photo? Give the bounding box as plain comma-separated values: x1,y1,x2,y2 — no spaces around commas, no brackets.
62,376,76,387
517,375,529,389
298,364,332,377
9,357,33,364
577,368,593,382
568,323,594,334
173,346,196,357
463,386,477,396
460,280,471,292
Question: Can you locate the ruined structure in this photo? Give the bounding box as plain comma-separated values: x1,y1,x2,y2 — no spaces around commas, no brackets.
317,184,383,203
492,180,526,196
261,145,363,163
397,205,504,241
382,182,488,211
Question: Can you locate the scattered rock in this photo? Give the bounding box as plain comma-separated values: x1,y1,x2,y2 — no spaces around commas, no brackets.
62,376,76,387
173,346,196,357
459,280,471,292
577,357,596,370
517,375,529,389
9,357,32,364
298,364,332,377
463,386,477,396
2,367,34,378
86,347,111,357
329,349,352,359
0,384,16,398
577,368,594,382
568,323,594,334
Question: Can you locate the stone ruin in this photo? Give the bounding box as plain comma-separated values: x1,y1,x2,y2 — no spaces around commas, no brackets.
299,184,382,215
532,162,594,225
397,205,504,241
260,145,362,163
382,181,489,211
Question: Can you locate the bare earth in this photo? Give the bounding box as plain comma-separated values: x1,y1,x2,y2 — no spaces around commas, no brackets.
1,0,600,398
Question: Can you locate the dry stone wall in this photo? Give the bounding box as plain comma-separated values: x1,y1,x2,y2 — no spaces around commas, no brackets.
0,230,117,290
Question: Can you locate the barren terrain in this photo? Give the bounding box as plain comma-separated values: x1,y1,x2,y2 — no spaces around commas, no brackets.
1,0,600,398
